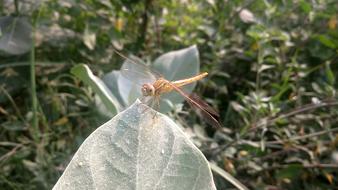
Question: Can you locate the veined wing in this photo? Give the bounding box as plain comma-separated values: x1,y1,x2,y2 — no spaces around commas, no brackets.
114,50,162,86
188,93,220,117
168,82,222,129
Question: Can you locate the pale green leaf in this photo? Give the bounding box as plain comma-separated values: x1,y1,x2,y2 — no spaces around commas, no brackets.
153,45,200,113
71,64,121,116
0,16,32,55
53,100,216,190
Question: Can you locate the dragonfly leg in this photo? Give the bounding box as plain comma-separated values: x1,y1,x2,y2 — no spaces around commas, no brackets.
138,96,160,121
139,97,153,114
151,96,161,119
139,96,147,103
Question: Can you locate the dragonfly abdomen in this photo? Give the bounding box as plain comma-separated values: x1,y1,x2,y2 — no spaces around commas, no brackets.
172,72,208,87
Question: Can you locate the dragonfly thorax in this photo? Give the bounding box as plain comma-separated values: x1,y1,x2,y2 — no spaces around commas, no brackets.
141,83,155,96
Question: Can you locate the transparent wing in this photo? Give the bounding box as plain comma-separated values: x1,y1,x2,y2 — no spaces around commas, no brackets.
168,83,222,129
188,93,220,117
120,59,157,86
115,50,162,86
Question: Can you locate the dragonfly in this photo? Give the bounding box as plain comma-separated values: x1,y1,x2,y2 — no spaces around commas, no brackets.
114,50,221,129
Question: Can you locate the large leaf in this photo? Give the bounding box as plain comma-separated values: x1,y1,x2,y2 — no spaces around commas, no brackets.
102,70,126,107
53,100,216,190
71,64,121,116
153,45,200,112
153,45,200,82
0,16,32,55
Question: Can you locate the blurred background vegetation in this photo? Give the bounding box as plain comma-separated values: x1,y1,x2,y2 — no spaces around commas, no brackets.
1,0,338,189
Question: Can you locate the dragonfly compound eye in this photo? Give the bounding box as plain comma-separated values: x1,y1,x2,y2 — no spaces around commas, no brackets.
141,83,155,96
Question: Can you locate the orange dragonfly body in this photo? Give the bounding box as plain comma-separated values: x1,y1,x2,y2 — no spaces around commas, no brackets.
141,72,208,96
115,50,221,128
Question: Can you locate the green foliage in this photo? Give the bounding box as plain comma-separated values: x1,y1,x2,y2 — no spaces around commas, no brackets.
0,0,337,189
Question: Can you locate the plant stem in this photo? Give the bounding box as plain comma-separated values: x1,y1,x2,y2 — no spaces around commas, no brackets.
260,163,338,172
0,86,25,122
254,100,338,129
134,0,152,51
265,127,338,145
14,0,19,15
30,17,39,142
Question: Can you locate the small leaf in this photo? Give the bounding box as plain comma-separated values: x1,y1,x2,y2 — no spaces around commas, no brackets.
1,121,27,131
258,64,275,73
71,64,121,116
324,172,334,184
325,62,335,86
53,117,69,126
246,25,269,40
231,101,245,112
83,25,96,50
315,35,336,49
0,106,8,115
53,100,216,190
299,0,312,13
276,164,303,179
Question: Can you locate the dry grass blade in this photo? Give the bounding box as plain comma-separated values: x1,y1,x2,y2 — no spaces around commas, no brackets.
210,162,249,190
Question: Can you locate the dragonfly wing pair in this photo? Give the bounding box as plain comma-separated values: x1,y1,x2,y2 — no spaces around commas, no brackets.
115,50,222,129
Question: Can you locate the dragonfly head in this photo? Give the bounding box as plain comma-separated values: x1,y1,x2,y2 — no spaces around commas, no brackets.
141,83,155,96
